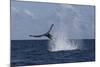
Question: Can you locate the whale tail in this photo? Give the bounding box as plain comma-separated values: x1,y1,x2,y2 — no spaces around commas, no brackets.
29,24,54,39
45,24,54,34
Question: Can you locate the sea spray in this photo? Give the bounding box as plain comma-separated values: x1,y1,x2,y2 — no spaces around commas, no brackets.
48,4,82,51
48,36,78,52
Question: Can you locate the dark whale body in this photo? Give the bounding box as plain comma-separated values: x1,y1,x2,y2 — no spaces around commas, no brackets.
29,24,54,40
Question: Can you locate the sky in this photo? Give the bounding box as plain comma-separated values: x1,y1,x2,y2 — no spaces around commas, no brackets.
11,1,95,40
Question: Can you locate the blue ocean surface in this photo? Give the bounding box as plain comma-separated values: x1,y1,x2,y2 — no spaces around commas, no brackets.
11,39,95,66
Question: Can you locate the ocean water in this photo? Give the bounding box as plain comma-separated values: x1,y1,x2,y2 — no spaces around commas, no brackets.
11,39,95,66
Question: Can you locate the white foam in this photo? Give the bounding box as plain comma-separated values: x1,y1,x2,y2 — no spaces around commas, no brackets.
48,4,82,52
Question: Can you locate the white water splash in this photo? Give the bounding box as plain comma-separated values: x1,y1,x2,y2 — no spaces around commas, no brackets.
48,36,78,52
48,4,82,52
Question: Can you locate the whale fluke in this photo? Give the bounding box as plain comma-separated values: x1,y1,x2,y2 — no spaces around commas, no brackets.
29,24,54,40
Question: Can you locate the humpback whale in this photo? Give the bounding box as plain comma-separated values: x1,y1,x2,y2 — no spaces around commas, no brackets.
29,24,54,40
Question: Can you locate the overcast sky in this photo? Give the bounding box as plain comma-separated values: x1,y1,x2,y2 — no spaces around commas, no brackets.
11,1,95,40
